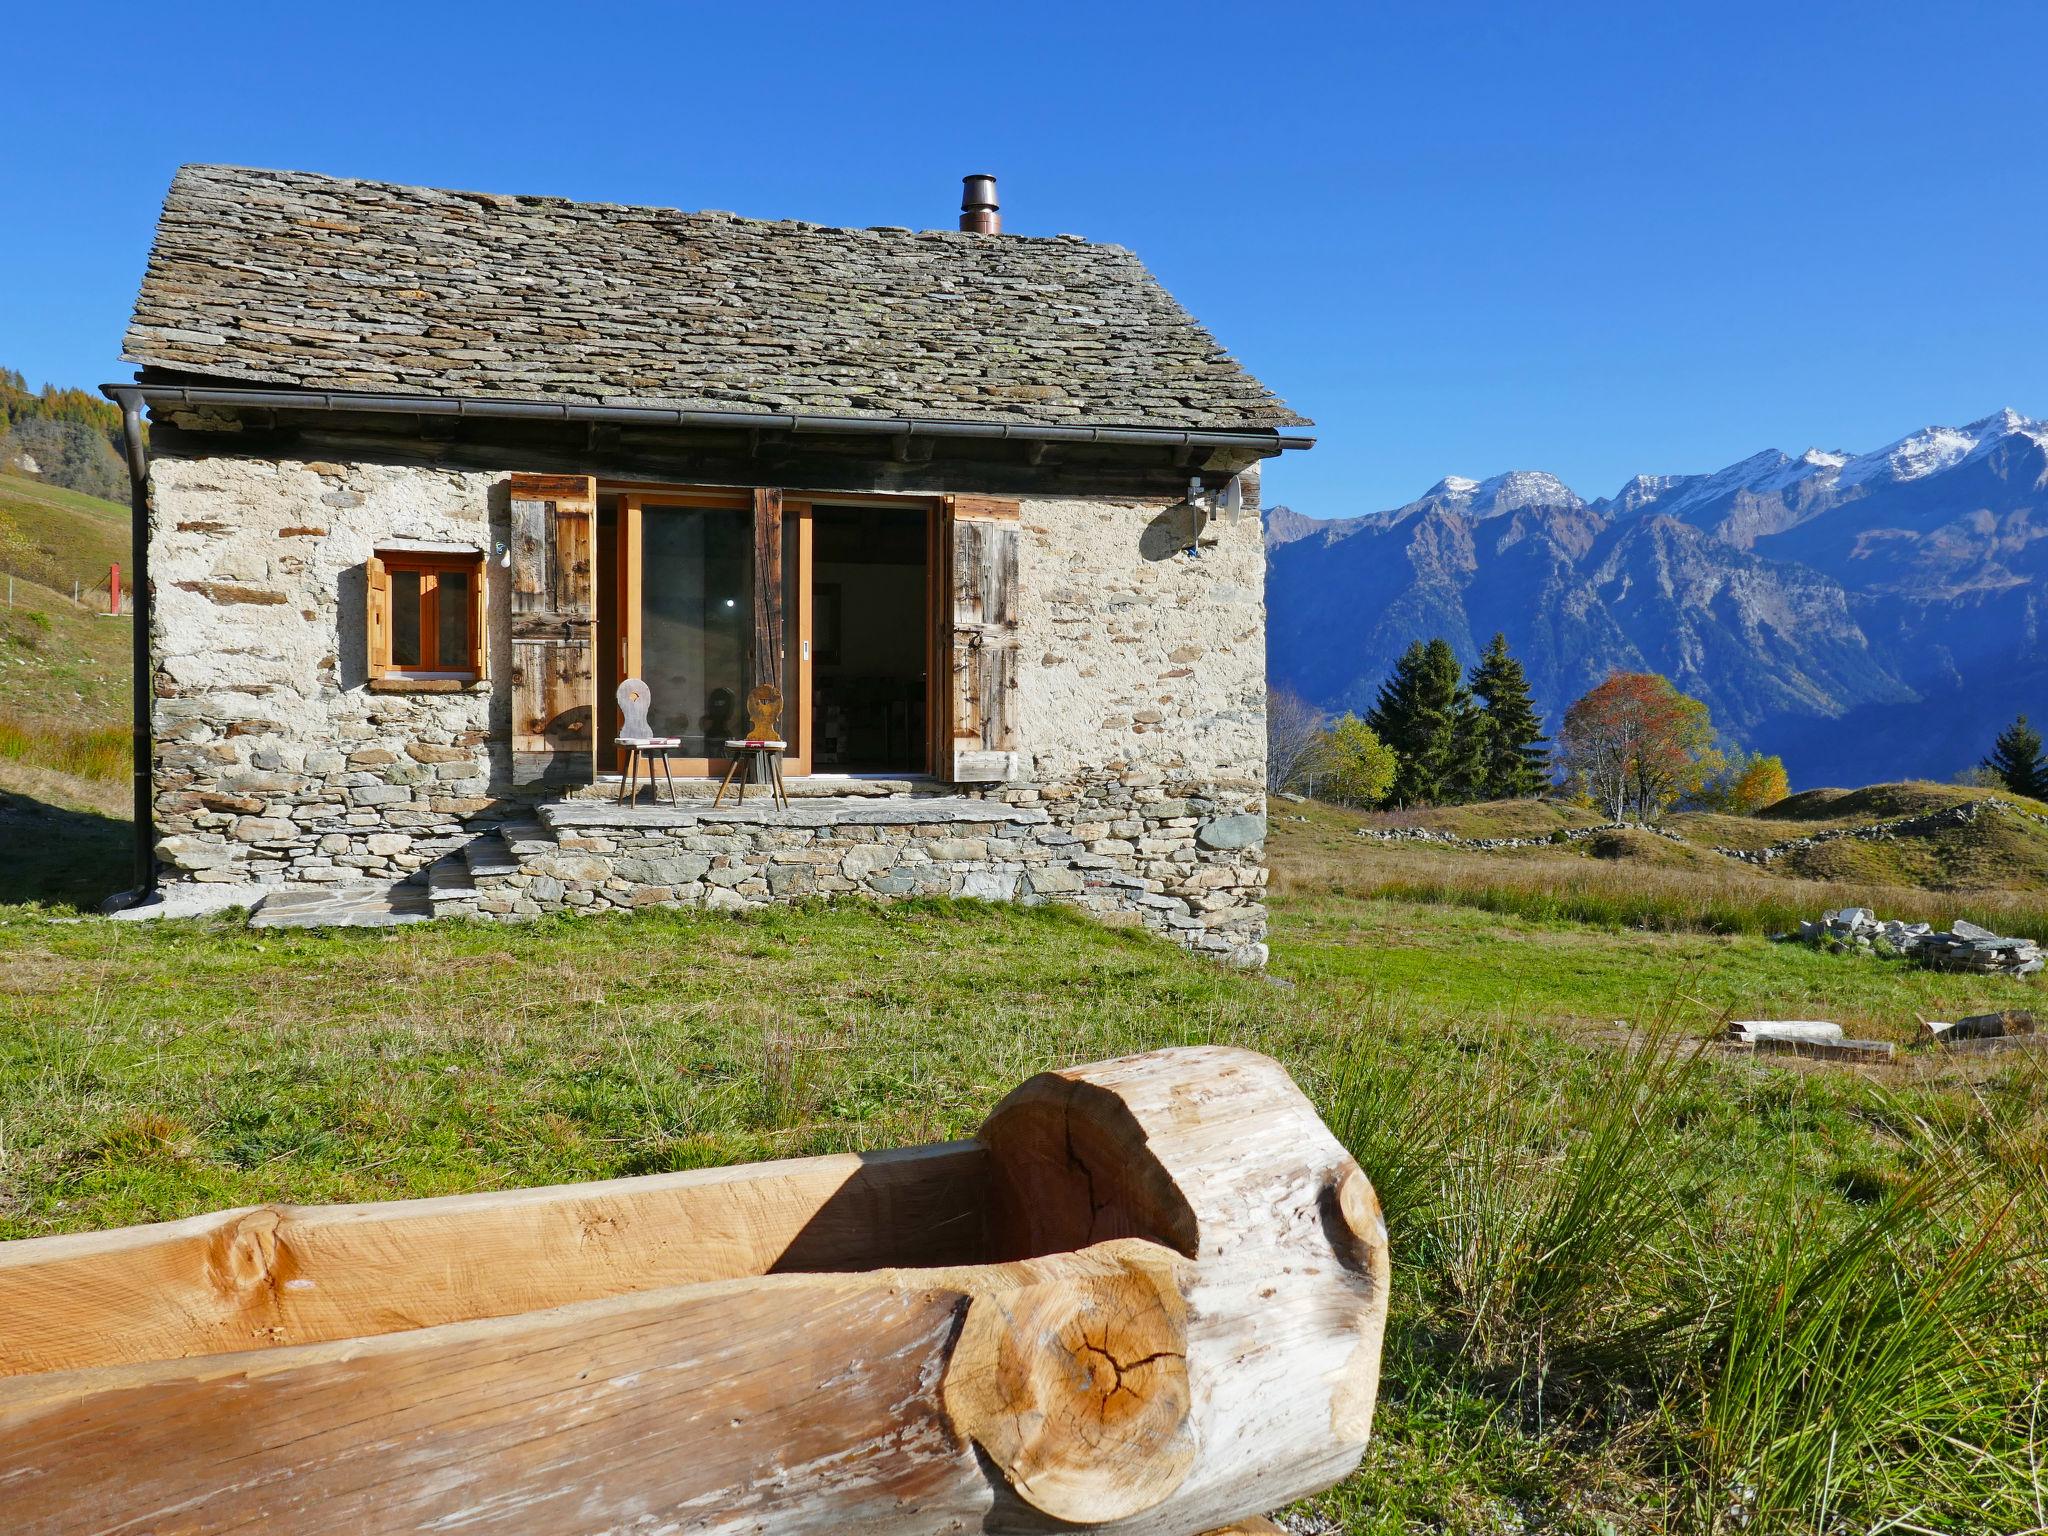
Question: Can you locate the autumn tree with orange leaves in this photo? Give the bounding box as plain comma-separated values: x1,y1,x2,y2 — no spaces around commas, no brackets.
1559,672,1719,822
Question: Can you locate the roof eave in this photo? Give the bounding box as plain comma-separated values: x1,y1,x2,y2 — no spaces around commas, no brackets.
104,379,1316,454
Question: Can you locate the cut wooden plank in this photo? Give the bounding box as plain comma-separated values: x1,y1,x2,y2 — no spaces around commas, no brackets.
1951,1009,2038,1040
0,1141,987,1379
1755,1036,1897,1064
1728,1020,1844,1043
0,1046,1388,1536
0,1252,1118,1536
978,1046,1392,1526
1934,1034,2048,1056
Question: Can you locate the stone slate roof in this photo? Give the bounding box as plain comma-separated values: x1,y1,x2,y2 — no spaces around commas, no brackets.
124,165,1307,431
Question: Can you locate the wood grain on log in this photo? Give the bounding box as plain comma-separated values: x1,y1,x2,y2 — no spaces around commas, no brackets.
0,1142,988,1378
0,1046,1387,1536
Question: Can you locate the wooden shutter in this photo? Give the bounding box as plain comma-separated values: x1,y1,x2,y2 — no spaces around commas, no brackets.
466,556,488,681
365,555,391,680
508,474,597,788
944,496,1021,783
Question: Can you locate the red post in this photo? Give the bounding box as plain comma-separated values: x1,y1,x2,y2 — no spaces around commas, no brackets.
110,562,121,617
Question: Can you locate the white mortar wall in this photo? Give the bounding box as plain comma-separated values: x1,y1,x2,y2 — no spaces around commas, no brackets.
1013,481,1265,786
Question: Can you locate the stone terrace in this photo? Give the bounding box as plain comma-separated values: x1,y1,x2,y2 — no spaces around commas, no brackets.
251,788,1271,967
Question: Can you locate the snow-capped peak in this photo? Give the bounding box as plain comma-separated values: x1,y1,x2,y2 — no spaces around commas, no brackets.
1835,409,2043,491
1390,469,1583,523
1476,470,1581,512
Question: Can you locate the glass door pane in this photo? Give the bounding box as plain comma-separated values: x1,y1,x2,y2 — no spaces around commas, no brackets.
638,504,754,756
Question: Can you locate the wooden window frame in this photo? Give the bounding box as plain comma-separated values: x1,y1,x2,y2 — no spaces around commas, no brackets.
370,550,486,682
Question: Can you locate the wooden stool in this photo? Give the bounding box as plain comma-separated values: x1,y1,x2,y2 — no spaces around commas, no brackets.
714,739,788,809
713,684,790,810
618,738,684,805
615,678,683,806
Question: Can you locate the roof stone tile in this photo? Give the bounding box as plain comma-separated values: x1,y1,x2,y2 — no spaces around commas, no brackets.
125,165,1307,431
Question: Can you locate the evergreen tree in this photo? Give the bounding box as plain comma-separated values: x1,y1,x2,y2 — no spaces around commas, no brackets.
1982,713,2048,800
1468,632,1549,798
1366,637,1479,805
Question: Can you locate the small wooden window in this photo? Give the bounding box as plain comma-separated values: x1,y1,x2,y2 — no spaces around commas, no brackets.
368,551,485,680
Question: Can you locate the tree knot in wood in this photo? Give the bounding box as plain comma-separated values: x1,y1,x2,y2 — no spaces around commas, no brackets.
942,1242,1195,1524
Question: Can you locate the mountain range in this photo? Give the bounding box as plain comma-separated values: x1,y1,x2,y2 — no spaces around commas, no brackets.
1265,410,2048,789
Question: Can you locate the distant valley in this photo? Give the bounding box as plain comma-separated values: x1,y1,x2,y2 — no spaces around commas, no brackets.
1266,410,2048,789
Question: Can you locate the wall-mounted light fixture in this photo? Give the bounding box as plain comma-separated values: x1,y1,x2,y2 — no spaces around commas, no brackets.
1184,475,1246,556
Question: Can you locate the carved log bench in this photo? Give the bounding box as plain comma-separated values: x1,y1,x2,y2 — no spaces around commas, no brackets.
0,1046,1388,1535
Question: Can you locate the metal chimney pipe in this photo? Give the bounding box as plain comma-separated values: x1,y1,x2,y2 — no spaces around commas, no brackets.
959,174,1000,234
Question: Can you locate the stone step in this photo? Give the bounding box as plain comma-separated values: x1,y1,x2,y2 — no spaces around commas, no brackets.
427,857,477,904
498,819,555,855
461,833,521,878
251,882,434,929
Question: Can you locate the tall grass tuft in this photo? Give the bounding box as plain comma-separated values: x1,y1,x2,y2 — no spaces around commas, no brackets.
0,715,131,784
1323,1025,2048,1527
1686,1170,2045,1530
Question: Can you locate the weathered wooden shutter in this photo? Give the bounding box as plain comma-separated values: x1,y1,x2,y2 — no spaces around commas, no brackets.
364,556,391,681
509,474,597,788
466,558,489,681
945,496,1021,783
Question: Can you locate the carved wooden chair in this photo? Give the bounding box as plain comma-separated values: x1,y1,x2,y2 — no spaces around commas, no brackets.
615,678,683,806
714,684,790,810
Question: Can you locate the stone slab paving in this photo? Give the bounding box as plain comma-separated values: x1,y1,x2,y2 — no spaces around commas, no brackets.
541,796,1048,832
249,881,434,929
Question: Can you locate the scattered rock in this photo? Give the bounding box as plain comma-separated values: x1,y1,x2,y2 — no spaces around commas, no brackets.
1795,908,2041,977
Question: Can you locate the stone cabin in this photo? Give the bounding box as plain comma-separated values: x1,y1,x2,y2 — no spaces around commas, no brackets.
110,165,1312,964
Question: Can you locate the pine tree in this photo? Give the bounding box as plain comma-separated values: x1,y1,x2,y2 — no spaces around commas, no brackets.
1366,637,1478,805
1468,632,1549,798
1982,714,2048,800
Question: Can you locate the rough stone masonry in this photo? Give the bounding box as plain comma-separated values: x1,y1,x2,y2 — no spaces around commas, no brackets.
145,454,1273,966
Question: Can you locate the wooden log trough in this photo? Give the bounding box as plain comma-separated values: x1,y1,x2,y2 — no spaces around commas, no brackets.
0,1046,1389,1535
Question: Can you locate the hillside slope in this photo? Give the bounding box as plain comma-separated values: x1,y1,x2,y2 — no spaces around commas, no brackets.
0,472,127,598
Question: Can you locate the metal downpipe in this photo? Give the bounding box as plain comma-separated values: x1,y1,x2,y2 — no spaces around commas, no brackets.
113,388,155,902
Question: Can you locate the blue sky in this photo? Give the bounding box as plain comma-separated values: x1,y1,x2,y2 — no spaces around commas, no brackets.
3,1,2042,515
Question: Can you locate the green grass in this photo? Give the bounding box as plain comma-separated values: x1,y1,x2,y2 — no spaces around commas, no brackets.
0,469,128,595
0,571,132,731
3,886,2044,1532
4,788,2048,1531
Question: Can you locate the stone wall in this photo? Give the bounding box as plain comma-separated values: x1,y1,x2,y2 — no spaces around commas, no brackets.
442,788,1269,967
150,456,507,887
145,449,1269,961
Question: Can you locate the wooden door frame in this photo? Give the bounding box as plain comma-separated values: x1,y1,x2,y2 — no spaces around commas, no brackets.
609,484,941,782
783,500,814,777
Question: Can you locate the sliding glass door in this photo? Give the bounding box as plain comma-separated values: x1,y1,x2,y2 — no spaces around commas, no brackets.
614,491,936,779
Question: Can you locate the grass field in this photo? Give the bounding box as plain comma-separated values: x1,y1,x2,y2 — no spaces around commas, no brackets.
3,797,2045,1533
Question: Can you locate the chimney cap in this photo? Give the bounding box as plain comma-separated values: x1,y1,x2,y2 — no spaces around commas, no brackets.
959,174,1000,234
